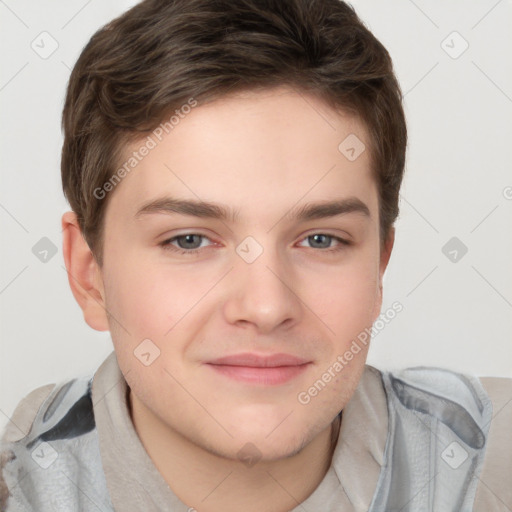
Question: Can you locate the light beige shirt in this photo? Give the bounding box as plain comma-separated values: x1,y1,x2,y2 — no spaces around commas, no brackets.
2,351,512,511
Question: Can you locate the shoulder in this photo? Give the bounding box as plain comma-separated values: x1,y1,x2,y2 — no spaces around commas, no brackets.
367,366,512,509
1,383,56,510
1,381,58,511
0,375,97,511
1,383,56,444
378,365,491,414
364,364,490,413
1,375,95,447
369,365,493,452
362,365,512,420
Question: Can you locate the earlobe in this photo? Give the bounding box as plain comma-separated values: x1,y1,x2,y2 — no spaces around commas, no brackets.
372,227,396,322
61,211,109,332
380,227,395,281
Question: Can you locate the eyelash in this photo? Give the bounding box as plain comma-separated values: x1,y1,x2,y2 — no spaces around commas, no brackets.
159,233,351,256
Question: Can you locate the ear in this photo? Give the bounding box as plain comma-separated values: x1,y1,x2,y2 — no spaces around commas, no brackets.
371,226,395,322
61,211,109,331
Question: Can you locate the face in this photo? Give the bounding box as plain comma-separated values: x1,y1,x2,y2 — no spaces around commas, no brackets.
94,85,393,461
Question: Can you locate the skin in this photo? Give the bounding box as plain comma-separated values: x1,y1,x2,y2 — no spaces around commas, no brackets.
62,85,394,512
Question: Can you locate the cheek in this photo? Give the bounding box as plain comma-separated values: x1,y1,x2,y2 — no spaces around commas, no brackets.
103,252,217,339
303,254,380,331
102,252,171,337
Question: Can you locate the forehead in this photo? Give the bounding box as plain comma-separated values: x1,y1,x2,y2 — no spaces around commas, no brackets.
107,86,377,224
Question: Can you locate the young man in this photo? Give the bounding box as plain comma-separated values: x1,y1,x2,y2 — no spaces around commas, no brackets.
1,0,511,510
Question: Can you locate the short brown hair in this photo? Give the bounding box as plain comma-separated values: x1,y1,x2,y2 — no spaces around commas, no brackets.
61,0,407,266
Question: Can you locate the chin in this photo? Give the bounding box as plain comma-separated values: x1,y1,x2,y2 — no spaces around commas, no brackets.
231,421,317,459
201,432,312,464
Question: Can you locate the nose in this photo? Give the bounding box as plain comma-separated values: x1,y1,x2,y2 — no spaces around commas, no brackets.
222,243,303,334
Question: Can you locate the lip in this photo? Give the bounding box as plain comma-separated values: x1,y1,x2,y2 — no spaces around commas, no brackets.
207,352,310,367
205,352,311,385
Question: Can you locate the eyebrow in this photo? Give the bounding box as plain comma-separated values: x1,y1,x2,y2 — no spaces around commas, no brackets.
134,196,371,223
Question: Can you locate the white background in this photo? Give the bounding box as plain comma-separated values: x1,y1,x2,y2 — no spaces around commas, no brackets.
1,0,511,434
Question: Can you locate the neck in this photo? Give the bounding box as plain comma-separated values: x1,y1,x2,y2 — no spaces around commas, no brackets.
129,389,342,512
